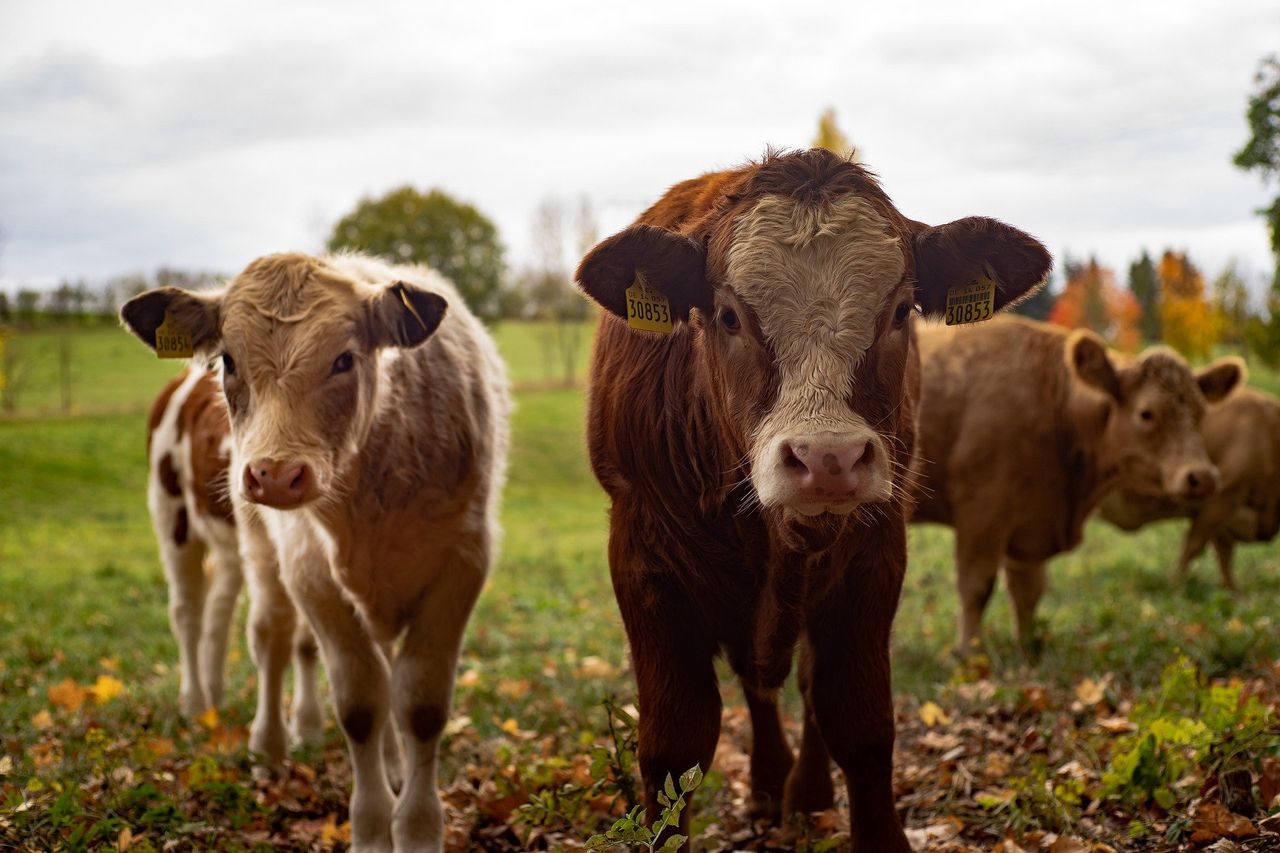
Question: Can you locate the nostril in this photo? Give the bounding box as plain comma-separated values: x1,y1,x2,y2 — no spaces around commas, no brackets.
852,441,872,468
781,443,808,471
289,467,307,492
1187,472,1200,490
243,466,261,493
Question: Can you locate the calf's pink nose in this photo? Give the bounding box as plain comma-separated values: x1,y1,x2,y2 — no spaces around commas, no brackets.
781,438,870,501
243,459,311,508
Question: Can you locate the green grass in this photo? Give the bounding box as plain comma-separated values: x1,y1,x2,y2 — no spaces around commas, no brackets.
1,325,1279,850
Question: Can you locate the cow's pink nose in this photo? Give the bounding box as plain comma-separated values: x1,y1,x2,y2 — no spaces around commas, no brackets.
243,459,311,508
780,437,870,502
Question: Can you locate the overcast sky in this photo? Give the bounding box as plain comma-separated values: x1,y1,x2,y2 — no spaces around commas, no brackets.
1,0,1277,296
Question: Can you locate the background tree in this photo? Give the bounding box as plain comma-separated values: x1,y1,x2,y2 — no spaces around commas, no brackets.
522,196,593,386
812,108,860,161
15,290,39,327
327,186,507,321
1158,250,1218,360
1049,257,1141,350
1234,54,1280,365
1127,250,1161,342
1211,261,1251,349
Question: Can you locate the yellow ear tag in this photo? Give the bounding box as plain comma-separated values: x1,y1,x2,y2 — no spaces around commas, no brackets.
154,312,194,359
944,274,997,326
625,272,673,334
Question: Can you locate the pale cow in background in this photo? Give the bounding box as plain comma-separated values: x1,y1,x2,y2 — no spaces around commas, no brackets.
144,368,323,750
1099,381,1280,589
123,252,510,853
911,316,1243,650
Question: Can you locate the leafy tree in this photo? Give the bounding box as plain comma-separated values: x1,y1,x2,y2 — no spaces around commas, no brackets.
1211,262,1251,348
1233,55,1280,365
812,108,859,161
1158,250,1218,360
14,290,39,327
327,186,507,321
521,196,593,386
1049,257,1141,350
1128,250,1161,342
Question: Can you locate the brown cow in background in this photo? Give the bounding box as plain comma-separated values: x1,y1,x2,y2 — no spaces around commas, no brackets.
1099,382,1280,589
577,148,1050,850
912,316,1243,650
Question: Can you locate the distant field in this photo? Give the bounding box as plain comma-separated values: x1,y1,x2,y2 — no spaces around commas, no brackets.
1,321,1278,850
0,319,597,417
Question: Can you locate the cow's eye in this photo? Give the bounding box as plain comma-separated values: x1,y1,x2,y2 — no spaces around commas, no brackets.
221,353,236,376
331,352,355,375
1139,408,1154,422
721,309,741,333
893,301,914,328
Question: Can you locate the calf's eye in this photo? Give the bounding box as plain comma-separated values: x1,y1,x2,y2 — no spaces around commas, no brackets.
221,353,236,376
721,309,741,333
332,352,355,375
1139,409,1154,422
893,302,914,327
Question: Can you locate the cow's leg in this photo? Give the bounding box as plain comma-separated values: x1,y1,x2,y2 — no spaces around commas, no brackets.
1004,558,1047,650
1177,503,1232,585
1212,536,1237,591
159,531,210,718
199,536,244,709
954,528,1003,651
783,640,834,816
806,542,909,852
290,620,324,747
740,678,794,821
614,568,720,849
245,537,295,766
287,566,395,853
389,548,485,851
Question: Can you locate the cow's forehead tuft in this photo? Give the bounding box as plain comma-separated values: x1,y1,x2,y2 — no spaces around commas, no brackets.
225,253,359,326
1130,350,1203,409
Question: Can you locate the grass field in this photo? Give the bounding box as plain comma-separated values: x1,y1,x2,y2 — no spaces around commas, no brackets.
1,321,1278,851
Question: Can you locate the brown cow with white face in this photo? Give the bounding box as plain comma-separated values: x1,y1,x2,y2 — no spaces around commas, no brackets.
123,252,510,853
911,315,1242,650
577,149,1050,851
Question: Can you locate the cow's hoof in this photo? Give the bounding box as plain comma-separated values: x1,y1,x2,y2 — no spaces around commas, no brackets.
783,770,834,816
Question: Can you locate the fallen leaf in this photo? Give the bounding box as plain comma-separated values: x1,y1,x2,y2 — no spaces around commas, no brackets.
1047,837,1089,853
456,668,481,688
918,701,952,727
0,756,11,775
1190,802,1258,844
1074,678,1105,706
31,709,53,730
89,674,126,704
47,678,87,712
319,813,351,848
577,656,618,678
198,706,220,729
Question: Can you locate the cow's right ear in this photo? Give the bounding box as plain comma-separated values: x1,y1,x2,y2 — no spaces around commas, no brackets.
575,224,709,323
120,287,222,352
1195,356,1245,402
1067,329,1122,400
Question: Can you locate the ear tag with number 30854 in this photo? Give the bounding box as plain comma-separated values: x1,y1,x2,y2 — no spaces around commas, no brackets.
625,272,673,334
154,312,194,359
944,273,997,326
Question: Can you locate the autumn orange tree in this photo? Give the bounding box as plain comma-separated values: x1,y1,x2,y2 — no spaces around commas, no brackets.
1158,250,1218,360
1049,257,1141,350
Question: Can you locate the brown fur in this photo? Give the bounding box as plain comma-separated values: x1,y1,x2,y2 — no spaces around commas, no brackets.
577,149,1049,850
1099,383,1280,589
911,316,1237,649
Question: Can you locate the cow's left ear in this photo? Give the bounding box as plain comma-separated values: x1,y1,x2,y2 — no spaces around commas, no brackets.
1195,356,1246,402
576,224,709,325
120,287,222,353
368,281,448,348
912,217,1051,317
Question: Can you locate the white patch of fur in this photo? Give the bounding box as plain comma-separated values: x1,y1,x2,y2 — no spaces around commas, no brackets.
725,195,904,511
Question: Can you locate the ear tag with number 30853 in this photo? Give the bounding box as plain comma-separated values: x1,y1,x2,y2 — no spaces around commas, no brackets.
154,312,194,359
625,272,673,334
944,273,997,326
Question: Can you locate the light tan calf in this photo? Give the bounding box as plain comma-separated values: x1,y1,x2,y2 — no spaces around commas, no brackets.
123,252,510,853
1099,383,1280,589
911,316,1242,649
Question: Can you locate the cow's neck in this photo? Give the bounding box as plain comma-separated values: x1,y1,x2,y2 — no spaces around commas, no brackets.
1064,388,1122,529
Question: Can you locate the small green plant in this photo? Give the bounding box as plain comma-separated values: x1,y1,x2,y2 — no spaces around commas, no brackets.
1101,657,1277,810
586,765,704,853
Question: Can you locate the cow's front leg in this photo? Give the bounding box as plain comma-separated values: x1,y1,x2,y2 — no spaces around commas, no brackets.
1004,558,1047,652
390,548,485,851
740,677,794,821
244,526,295,766
160,534,210,718
290,621,324,747
954,525,1004,651
783,640,834,816
287,570,394,853
805,542,909,852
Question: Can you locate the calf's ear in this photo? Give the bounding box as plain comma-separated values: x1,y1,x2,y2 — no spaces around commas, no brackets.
1067,329,1122,400
575,224,708,325
1195,356,1245,402
913,217,1051,317
120,287,222,352
368,281,448,348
